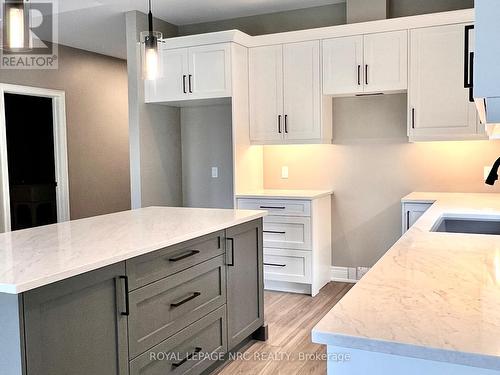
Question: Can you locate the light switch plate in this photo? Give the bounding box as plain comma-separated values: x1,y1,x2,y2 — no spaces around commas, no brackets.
281,166,289,179
211,167,219,179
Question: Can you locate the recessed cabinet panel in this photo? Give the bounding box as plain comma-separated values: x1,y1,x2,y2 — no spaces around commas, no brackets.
363,31,408,93
409,24,481,141
188,44,232,99
322,35,364,95
283,41,321,141
249,45,284,143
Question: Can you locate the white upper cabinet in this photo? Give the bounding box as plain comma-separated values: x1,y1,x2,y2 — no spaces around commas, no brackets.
249,45,284,143
322,36,363,96
283,41,322,141
249,41,330,144
145,48,188,103
188,44,232,100
408,24,483,141
322,31,408,96
145,43,232,104
363,31,408,93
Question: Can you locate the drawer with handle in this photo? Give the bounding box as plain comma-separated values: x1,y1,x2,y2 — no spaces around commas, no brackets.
237,198,311,217
126,230,224,290
264,248,312,284
130,306,227,375
128,256,226,358
263,216,311,250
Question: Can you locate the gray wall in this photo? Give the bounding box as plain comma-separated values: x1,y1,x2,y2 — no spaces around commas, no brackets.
0,45,131,220
179,3,346,36
181,105,234,209
126,11,183,208
178,0,473,36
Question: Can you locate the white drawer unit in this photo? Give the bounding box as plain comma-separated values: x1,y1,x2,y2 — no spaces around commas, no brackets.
263,216,311,250
264,248,312,284
401,201,433,234
237,191,332,296
236,198,311,217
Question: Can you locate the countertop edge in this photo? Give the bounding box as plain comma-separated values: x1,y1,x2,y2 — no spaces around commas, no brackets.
311,330,500,371
236,191,334,200
2,211,266,295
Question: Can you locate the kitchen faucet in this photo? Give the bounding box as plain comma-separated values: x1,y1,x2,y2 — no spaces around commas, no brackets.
485,157,500,185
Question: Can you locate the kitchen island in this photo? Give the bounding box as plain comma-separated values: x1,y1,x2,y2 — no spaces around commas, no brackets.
0,206,267,375
313,193,500,374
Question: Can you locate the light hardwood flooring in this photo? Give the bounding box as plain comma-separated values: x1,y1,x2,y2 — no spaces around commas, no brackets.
217,282,353,375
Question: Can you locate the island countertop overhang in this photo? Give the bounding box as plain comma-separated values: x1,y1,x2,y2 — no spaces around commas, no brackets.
0,206,266,294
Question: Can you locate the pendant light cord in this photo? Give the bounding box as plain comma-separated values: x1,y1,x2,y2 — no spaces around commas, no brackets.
148,0,153,33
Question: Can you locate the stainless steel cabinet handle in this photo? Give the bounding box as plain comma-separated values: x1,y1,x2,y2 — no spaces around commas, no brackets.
188,74,193,93
284,115,288,133
278,115,282,134
183,75,187,94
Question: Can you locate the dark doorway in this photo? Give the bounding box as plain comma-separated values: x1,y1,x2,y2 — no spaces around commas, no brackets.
4,93,57,230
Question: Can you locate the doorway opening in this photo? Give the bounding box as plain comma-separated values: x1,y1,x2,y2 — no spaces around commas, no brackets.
0,84,70,232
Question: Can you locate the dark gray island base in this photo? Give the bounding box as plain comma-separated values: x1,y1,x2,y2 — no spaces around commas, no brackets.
0,219,265,375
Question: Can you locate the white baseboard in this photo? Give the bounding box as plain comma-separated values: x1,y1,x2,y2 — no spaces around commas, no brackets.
331,266,371,284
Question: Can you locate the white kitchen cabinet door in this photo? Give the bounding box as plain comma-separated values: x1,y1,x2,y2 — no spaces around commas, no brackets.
322,36,363,96
249,45,284,143
188,43,232,99
402,202,432,234
283,41,321,141
145,48,188,103
409,24,481,141
363,31,408,93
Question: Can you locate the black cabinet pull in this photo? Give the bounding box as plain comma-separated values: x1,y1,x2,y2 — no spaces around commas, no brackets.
168,250,200,262
365,64,368,85
259,206,285,209
284,115,288,133
406,211,410,231
263,230,286,235
227,238,235,266
411,108,415,129
357,65,361,86
170,292,201,308
464,25,474,88
188,74,193,93
468,52,474,102
171,347,202,368
119,276,130,316
278,115,282,134
264,263,286,268
183,75,187,94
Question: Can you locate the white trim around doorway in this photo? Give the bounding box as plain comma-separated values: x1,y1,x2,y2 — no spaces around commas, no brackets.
0,83,70,232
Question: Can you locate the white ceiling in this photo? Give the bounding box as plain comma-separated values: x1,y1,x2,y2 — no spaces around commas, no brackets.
42,0,346,59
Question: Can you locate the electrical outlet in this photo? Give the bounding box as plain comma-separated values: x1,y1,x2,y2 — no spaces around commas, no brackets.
211,167,219,179
281,166,289,179
484,166,493,180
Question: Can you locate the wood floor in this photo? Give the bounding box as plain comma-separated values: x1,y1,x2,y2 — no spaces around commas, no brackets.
217,282,353,375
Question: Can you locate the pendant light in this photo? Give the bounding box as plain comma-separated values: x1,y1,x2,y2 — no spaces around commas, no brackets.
3,0,30,51
141,0,162,80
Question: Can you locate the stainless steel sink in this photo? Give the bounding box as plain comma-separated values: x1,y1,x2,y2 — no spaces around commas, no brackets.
432,216,500,235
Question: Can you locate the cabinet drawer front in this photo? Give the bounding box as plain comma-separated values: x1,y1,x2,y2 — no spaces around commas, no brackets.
237,198,311,217
129,256,226,358
263,216,311,250
264,248,312,284
130,306,227,375
127,231,224,290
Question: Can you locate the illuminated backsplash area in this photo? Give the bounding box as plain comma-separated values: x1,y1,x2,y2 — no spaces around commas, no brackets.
260,95,500,270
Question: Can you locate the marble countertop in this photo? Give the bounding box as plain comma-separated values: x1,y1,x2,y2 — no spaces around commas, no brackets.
236,189,333,200
0,206,266,294
312,192,500,370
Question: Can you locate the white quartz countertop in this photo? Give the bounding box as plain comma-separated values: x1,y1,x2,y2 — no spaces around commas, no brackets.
236,189,333,200
312,192,500,370
0,206,266,294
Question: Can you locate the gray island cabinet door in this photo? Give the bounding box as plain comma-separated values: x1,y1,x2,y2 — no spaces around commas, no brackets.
225,219,264,350
23,262,129,375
